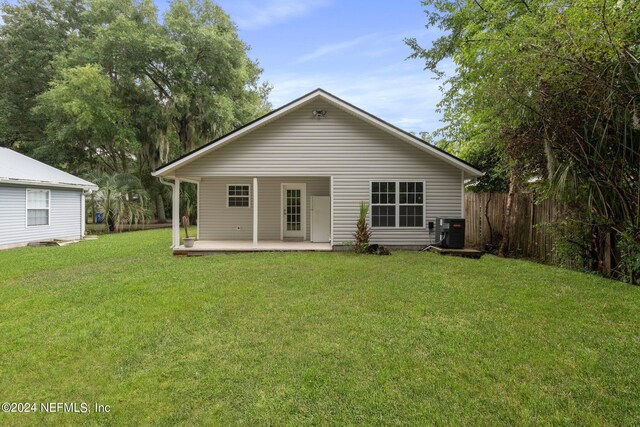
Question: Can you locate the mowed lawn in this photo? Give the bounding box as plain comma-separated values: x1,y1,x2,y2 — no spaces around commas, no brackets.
0,230,638,425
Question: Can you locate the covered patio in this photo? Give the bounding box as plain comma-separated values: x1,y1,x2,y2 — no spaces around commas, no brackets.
165,175,333,255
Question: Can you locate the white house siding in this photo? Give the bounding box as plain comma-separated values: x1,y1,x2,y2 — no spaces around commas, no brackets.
198,176,330,240
177,99,463,246
0,184,83,247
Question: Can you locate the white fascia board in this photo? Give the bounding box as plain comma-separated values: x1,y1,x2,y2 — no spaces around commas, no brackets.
0,177,98,191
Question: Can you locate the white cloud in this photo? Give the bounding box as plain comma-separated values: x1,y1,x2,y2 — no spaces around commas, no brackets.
234,0,331,30
296,32,414,64
296,34,375,63
396,118,424,126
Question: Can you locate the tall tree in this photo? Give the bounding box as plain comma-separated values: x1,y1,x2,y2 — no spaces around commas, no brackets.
34,64,139,173
0,0,86,154
1,0,272,221
162,0,270,152
407,0,640,281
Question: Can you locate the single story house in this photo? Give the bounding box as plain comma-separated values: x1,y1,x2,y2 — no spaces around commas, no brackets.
153,89,482,253
0,147,98,249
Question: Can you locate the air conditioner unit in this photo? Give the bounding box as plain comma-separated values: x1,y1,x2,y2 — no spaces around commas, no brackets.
435,218,465,249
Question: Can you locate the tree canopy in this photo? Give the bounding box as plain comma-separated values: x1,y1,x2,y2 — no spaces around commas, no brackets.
407,0,639,281
0,0,270,220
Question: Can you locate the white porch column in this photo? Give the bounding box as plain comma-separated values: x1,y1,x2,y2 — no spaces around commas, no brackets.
196,181,200,240
172,178,181,248
330,176,334,246
461,170,465,218
253,177,258,247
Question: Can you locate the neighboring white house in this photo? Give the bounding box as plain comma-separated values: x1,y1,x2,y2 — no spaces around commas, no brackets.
0,147,98,249
153,89,482,253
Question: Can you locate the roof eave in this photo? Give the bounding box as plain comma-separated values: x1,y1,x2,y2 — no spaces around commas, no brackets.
0,177,98,191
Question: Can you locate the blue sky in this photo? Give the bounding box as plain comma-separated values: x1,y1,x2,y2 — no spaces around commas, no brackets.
159,0,450,134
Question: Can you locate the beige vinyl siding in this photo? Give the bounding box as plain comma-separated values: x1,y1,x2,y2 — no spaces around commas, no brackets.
199,177,330,240
178,99,463,245
0,184,83,247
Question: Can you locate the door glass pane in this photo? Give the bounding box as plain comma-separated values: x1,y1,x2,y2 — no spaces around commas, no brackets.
286,189,301,231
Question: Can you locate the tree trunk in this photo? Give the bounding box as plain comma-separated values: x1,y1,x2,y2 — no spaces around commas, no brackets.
485,192,494,246
178,116,190,152
543,138,557,181
106,211,116,232
155,193,166,223
602,230,612,276
589,223,599,271
120,149,128,173
498,173,517,257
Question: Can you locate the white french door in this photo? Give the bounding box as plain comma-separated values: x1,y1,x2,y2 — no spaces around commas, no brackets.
282,183,306,240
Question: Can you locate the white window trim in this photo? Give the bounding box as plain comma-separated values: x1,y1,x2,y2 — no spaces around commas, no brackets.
226,184,251,208
369,181,397,229
26,188,51,227
369,180,426,229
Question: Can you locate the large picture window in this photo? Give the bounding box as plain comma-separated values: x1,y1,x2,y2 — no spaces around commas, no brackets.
371,181,424,228
27,189,50,226
227,184,250,208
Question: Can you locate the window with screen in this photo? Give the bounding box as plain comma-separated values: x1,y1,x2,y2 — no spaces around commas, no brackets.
399,181,424,227
370,181,424,228
227,184,250,207
371,181,396,227
27,189,50,226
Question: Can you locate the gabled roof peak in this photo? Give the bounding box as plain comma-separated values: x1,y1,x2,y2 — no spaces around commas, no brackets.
153,88,482,177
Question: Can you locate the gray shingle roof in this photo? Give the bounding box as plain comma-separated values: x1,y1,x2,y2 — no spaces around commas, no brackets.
0,147,97,190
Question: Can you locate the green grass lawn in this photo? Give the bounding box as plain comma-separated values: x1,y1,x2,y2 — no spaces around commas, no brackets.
0,229,638,425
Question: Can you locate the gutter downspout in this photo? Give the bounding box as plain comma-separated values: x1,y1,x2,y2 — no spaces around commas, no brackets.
81,189,93,238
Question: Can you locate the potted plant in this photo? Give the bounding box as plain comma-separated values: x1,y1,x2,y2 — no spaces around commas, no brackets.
182,211,195,248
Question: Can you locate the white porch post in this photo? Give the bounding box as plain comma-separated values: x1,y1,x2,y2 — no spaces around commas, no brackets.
461,170,465,218
172,178,181,248
253,177,258,247
329,176,334,246
196,181,200,240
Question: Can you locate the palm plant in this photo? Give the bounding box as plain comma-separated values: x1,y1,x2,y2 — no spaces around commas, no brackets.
86,171,150,232
353,201,372,253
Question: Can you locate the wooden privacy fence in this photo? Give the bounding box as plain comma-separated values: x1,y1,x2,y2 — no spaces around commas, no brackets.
464,192,563,263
